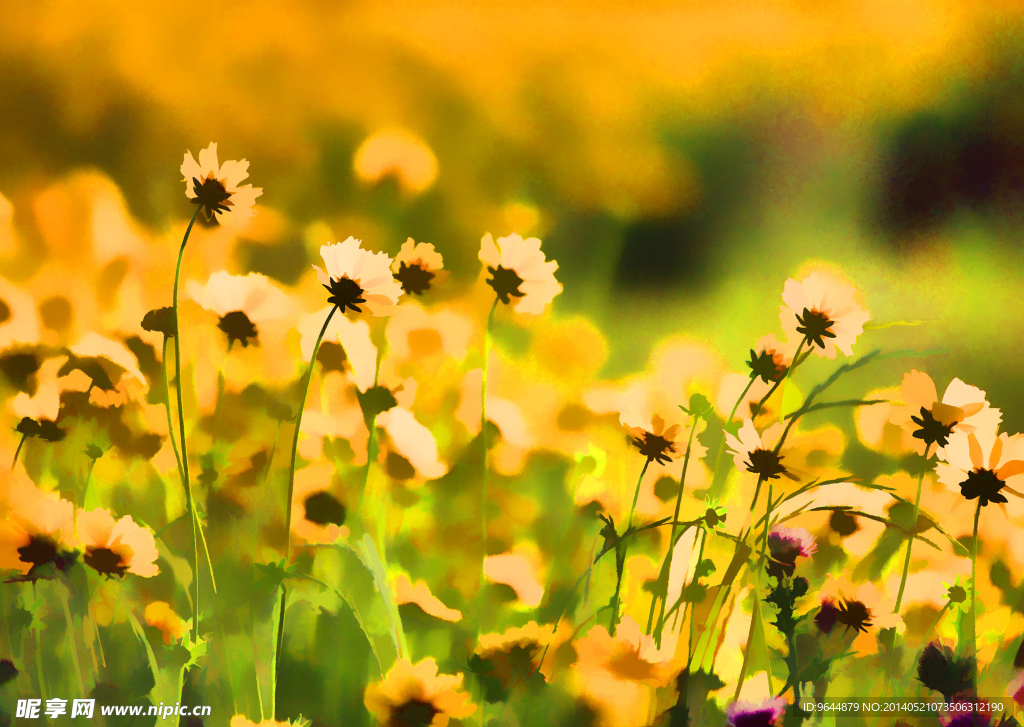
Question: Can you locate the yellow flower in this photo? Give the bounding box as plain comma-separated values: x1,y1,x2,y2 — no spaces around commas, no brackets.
779,271,870,358
479,232,562,314
475,621,564,684
364,658,475,727
187,271,295,349
724,420,799,482
77,508,159,578
180,142,262,224
289,462,349,546
936,429,1024,514
144,601,186,644
64,332,148,408
353,128,439,196
0,275,41,352
393,574,462,623
313,238,404,316
392,238,449,296
0,479,77,577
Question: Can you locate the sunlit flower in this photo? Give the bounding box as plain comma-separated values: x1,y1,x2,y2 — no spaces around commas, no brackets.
181,142,262,224
392,238,449,296
77,508,159,578
766,525,816,580
475,621,555,686
0,275,40,351
936,429,1024,512
479,233,562,315
816,575,901,648
725,696,787,727
724,420,798,481
942,576,971,614
145,601,186,645
187,271,294,349
353,128,439,196
484,548,545,608
63,333,147,408
746,334,795,385
363,657,475,727
313,238,403,316
624,414,681,466
779,271,870,358
290,462,349,546
0,480,77,577
376,406,448,484
393,573,462,623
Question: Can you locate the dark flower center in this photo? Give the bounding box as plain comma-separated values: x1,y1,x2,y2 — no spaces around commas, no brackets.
815,599,840,634
745,448,788,480
18,535,57,568
191,176,232,222
631,432,676,465
836,599,872,633
316,341,348,374
0,658,17,686
141,307,177,338
0,298,10,326
731,708,780,727
84,547,128,577
910,406,955,448
16,417,65,443
947,585,967,604
395,262,435,296
959,468,1007,507
218,311,259,350
917,642,974,700
357,385,399,425
304,491,347,526
796,307,837,350
829,509,860,536
486,265,525,305
390,698,440,727
323,276,367,314
747,348,785,384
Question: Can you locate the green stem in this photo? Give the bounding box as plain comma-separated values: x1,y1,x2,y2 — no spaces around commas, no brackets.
894,444,933,613
652,416,699,643
610,457,651,635
273,303,339,718
32,582,46,700
172,205,201,646
733,475,772,701
162,335,186,492
57,580,87,694
478,297,499,639
776,338,808,423
971,500,981,679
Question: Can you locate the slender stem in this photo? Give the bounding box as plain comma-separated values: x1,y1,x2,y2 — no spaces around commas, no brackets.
172,206,201,646
776,338,808,423
894,444,933,612
478,297,499,639
32,582,46,700
57,581,87,694
610,458,651,635
11,433,28,472
971,500,981,681
272,303,339,718
733,475,772,701
653,416,699,643
80,460,97,511
162,335,186,490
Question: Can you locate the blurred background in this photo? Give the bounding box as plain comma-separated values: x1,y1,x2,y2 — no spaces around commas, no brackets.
1,0,1023,428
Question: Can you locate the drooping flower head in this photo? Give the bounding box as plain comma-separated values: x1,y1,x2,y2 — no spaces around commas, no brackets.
181,142,262,224
392,238,448,296
313,238,404,316
187,272,294,349
363,657,476,727
77,508,159,578
724,420,797,482
725,696,787,727
936,430,1024,512
747,334,795,385
779,271,870,358
766,525,817,579
479,233,562,315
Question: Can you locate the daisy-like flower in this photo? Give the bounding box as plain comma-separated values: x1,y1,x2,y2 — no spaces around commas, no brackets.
724,420,798,481
289,463,349,546
474,622,552,688
187,271,294,349
0,480,77,578
479,233,562,315
77,508,159,578
815,576,901,642
363,657,476,727
0,275,41,352
766,525,817,580
942,575,971,614
725,696,788,727
625,414,681,466
61,333,148,408
917,642,975,701
144,601,186,645
936,429,1024,512
746,334,795,385
779,271,870,358
353,128,439,196
392,238,449,296
181,142,262,224
313,238,404,316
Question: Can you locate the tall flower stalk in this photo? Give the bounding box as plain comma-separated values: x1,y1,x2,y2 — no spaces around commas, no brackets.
893,443,933,612
477,297,498,637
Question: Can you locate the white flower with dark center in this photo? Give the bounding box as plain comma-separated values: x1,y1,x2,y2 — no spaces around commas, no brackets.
313,238,403,316
479,233,562,315
724,419,798,481
779,271,870,358
936,429,1024,512
181,143,262,224
187,271,293,350
392,238,449,296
